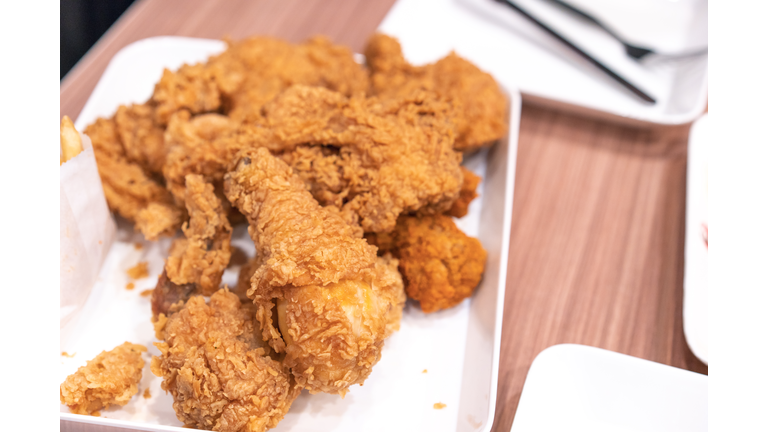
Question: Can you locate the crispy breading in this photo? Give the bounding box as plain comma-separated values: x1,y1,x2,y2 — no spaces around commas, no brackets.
261,85,464,233
152,63,222,126
60,342,147,415
115,103,167,174
150,36,368,125
446,166,481,218
84,117,183,238
151,290,299,432
369,214,487,313
165,174,232,295
224,148,405,395
135,202,185,241
224,147,376,291
365,33,507,152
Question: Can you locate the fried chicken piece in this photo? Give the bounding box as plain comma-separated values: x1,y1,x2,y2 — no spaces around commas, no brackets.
151,36,367,125
365,33,507,152
446,166,481,218
115,103,167,174
263,85,463,233
60,342,147,415
85,117,183,239
369,214,487,313
151,290,299,432
152,63,223,126
277,145,347,208
224,148,405,396
165,174,232,295
235,255,261,302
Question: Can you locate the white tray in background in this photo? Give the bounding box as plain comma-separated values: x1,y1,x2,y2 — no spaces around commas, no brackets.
378,0,707,125
683,114,708,365
511,344,708,432
61,37,522,432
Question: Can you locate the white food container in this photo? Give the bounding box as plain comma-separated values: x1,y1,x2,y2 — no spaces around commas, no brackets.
61,36,521,432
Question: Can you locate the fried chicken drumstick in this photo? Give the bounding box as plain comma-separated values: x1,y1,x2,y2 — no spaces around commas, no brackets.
224,147,405,396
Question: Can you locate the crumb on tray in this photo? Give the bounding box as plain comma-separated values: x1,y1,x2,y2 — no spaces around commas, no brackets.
134,242,143,250
127,262,149,279
433,402,447,410
140,289,154,297
126,282,135,290
61,351,76,358
143,388,151,399
422,369,428,373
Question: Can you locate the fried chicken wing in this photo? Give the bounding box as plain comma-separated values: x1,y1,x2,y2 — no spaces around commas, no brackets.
164,174,232,295
447,166,481,218
365,33,507,152
224,147,405,395
369,214,486,313
151,290,299,432
60,342,147,415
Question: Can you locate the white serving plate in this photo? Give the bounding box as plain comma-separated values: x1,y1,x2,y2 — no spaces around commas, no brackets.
511,344,708,432
61,37,522,432
683,114,708,365
378,0,707,125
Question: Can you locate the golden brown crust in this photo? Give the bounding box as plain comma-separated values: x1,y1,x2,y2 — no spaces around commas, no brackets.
224,147,377,291
446,166,481,218
165,174,232,295
60,342,147,415
370,214,487,313
365,33,508,152
261,85,464,233
224,148,405,395
151,290,298,432
115,103,167,174
85,116,184,239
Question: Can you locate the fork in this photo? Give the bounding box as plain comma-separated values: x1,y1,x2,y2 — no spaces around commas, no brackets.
547,0,708,61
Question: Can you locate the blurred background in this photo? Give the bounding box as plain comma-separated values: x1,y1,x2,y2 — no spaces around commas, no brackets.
60,0,136,79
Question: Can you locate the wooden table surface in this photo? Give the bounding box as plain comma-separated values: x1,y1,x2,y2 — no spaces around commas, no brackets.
60,0,708,430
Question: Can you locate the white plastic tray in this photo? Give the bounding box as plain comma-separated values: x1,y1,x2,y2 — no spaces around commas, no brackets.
683,114,708,365
61,37,521,432
378,0,708,125
511,344,708,431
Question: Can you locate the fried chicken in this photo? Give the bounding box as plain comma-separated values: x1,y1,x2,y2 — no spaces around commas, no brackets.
84,117,183,240
365,33,507,152
264,85,464,233
446,166,481,218
151,36,368,124
165,174,232,295
368,214,486,313
151,270,197,320
224,147,405,396
60,342,147,415
115,103,167,174
151,290,299,432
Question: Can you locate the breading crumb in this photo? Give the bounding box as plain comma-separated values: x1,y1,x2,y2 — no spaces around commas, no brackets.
143,388,151,399
134,242,143,250
434,402,447,410
91,411,101,417
60,342,147,415
422,369,428,373
127,262,149,279
126,282,135,290
140,289,154,297
61,351,76,358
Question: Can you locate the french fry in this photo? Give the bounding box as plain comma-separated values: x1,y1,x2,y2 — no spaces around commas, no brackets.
60,115,83,163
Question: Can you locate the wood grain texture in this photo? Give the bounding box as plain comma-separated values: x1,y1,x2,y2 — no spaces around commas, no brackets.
59,1,707,431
